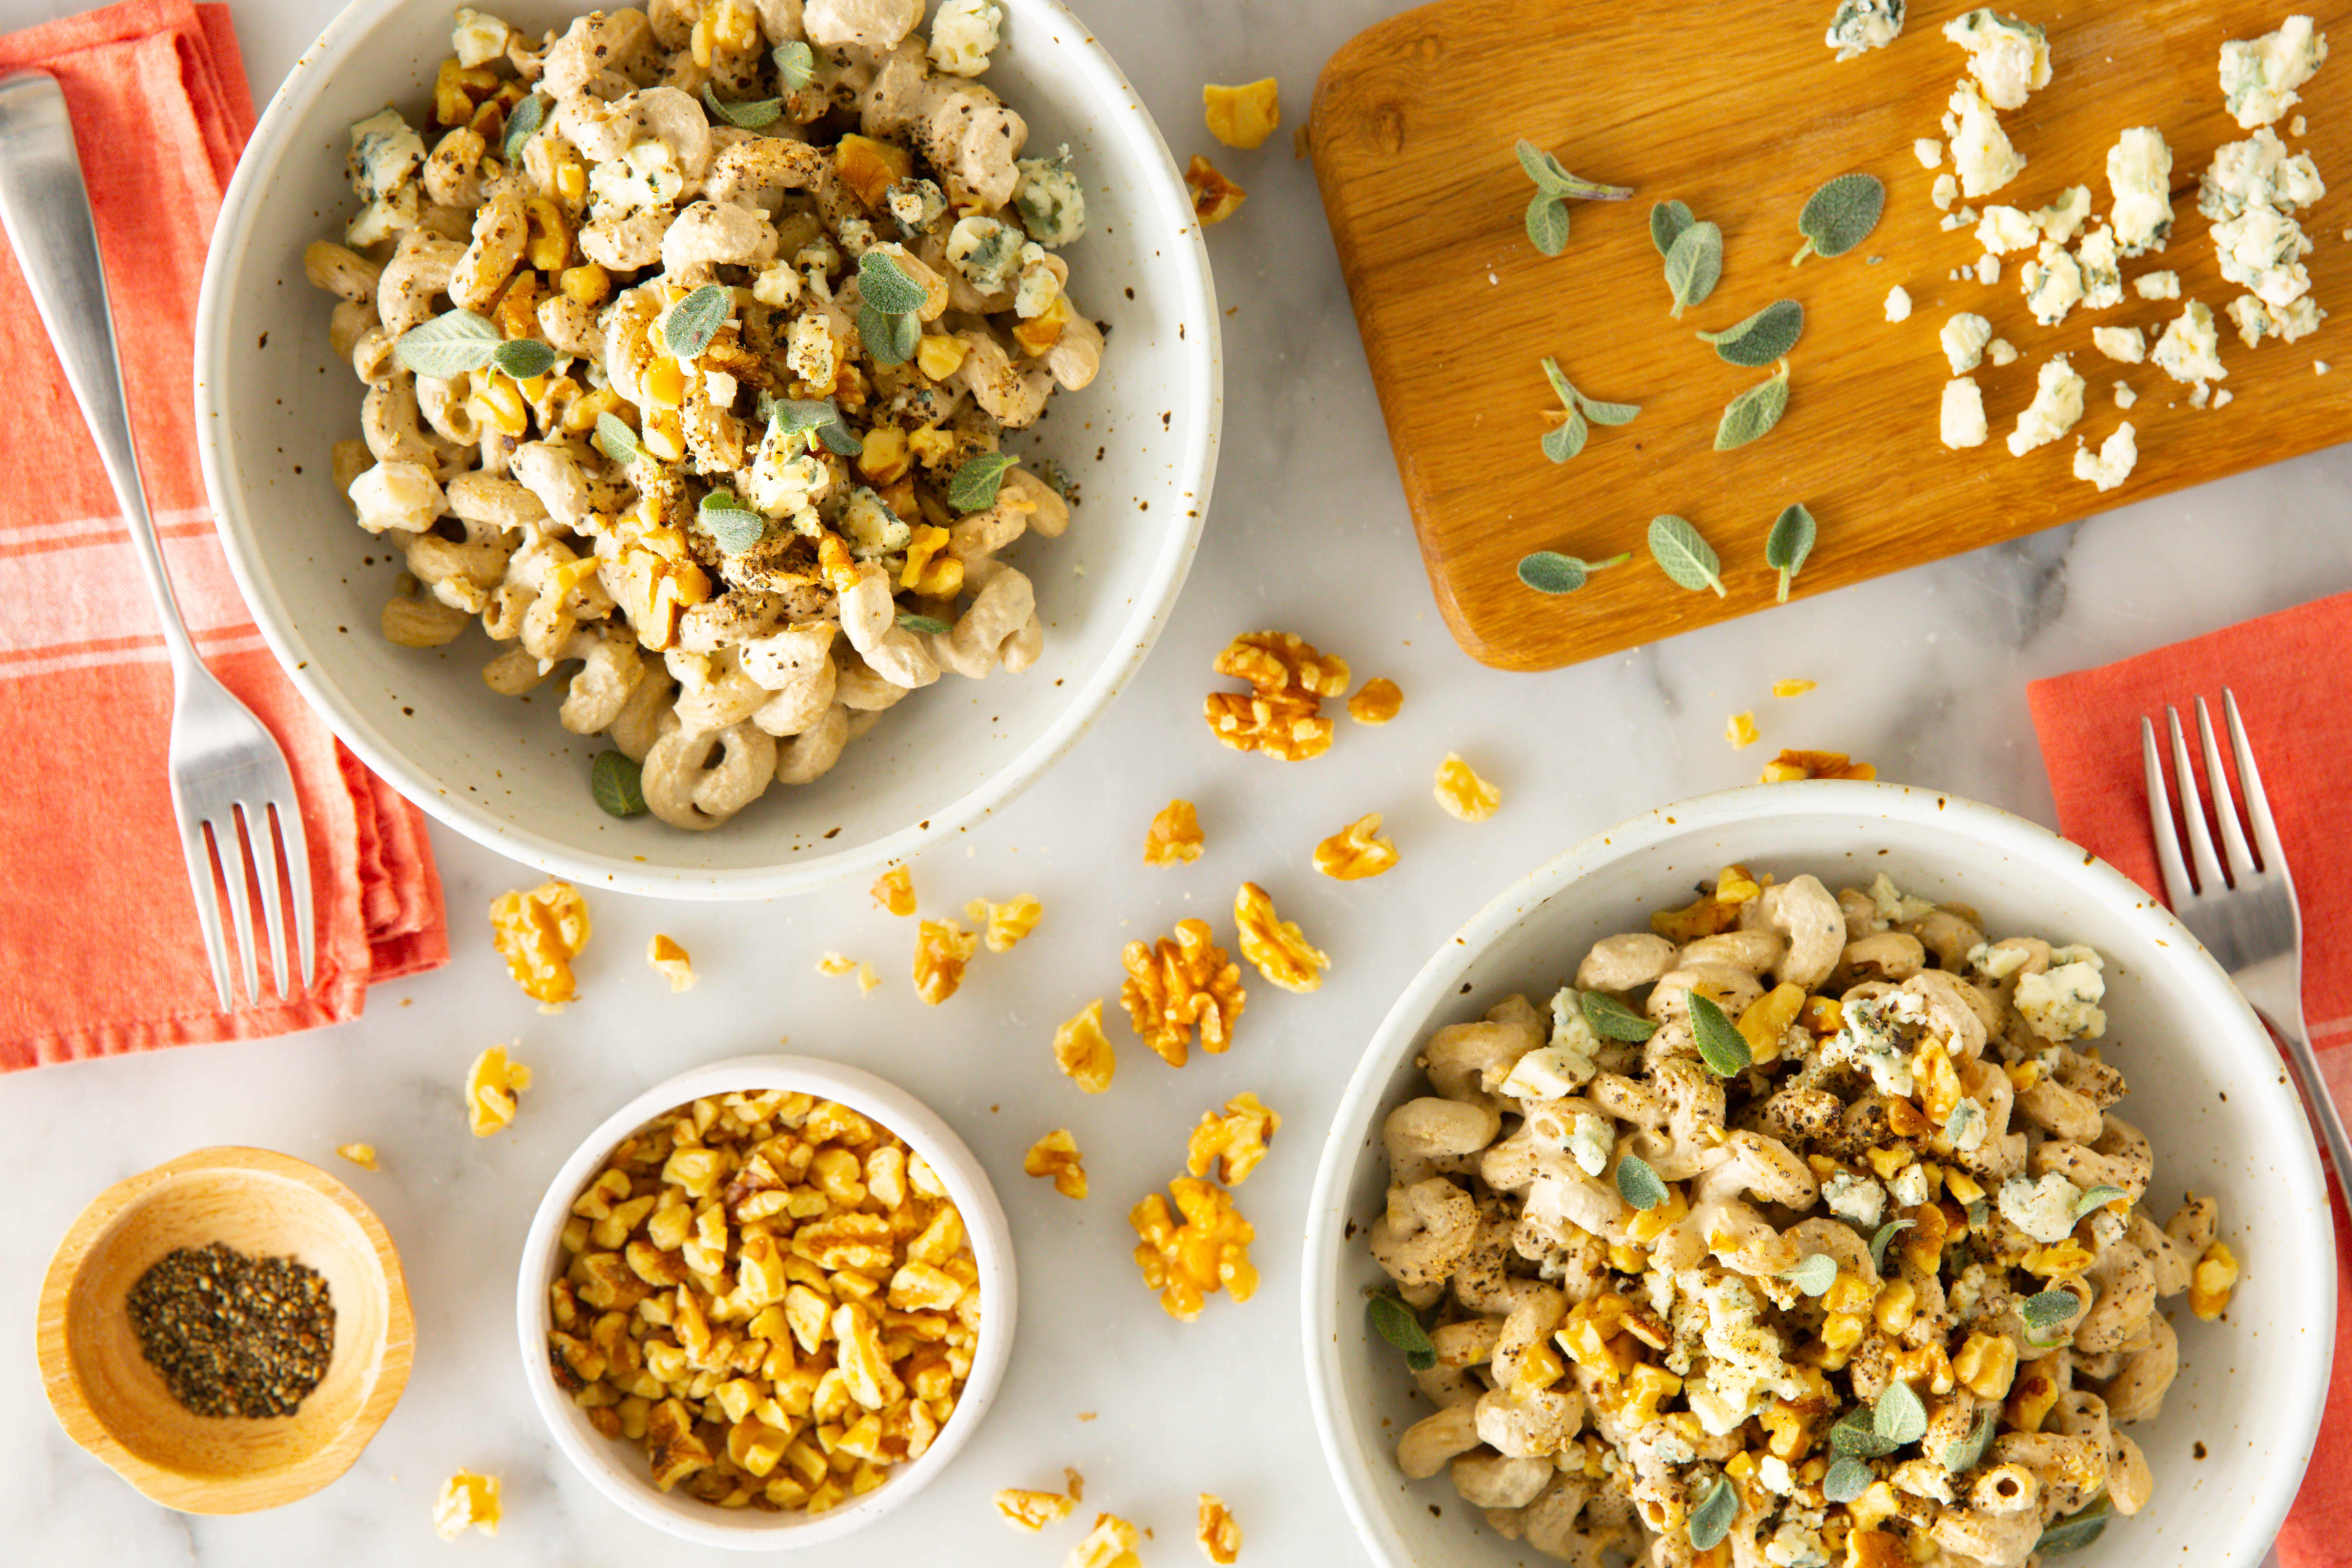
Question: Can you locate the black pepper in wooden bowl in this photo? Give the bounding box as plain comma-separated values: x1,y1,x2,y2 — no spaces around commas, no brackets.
125,1241,335,1418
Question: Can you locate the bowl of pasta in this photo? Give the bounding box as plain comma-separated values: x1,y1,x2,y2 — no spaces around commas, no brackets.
194,0,1217,897
1302,780,2334,1568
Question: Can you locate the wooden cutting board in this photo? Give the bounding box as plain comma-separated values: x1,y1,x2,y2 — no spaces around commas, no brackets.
1309,0,2352,671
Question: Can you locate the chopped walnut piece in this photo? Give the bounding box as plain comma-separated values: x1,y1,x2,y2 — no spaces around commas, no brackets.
1184,155,1247,225
647,933,696,991
1053,999,1116,1092
1233,881,1329,993
1217,630,1349,700
1204,630,1347,760
964,894,1043,953
913,918,979,1005
1347,676,1403,725
1120,917,1246,1066
1064,1466,1084,1500
1203,77,1281,149
1022,1129,1088,1199
336,1142,380,1170
432,1470,501,1540
1773,678,1817,698
1145,798,1207,866
818,952,883,994
2190,1240,2239,1319
873,864,917,915
1313,812,1399,880
1197,1493,1243,1563
1760,748,1877,782
1186,1091,1281,1185
489,879,591,1011
1726,711,1759,749
996,1487,1078,1531
1434,752,1501,821
464,1043,532,1137
1131,1177,1258,1320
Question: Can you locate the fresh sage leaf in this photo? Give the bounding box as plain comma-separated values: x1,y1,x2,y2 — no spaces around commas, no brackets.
1526,193,1571,256
595,411,645,467
502,93,548,168
1715,360,1792,451
393,309,500,378
591,750,647,818
1663,219,1723,319
1615,1153,1668,1212
1647,515,1727,597
1697,298,1806,367
1822,1456,1875,1504
1686,1476,1737,1553
859,300,919,365
702,82,783,129
1940,1409,1999,1473
858,248,928,314
2073,1183,2127,1221
1765,503,1817,603
2037,1498,2113,1557
1650,199,1694,258
1783,1253,1837,1297
1512,138,1632,202
489,337,557,380
2020,1288,2081,1331
763,394,862,457
698,488,767,553
1517,550,1628,596
947,450,1020,511
1542,407,1590,463
1874,1380,1928,1446
1577,396,1641,426
1868,1217,1914,1273
1791,171,1887,265
1366,1289,1438,1372
897,611,953,635
663,283,731,358
1830,1406,1898,1459
774,39,816,92
1581,989,1658,1042
1688,992,1752,1077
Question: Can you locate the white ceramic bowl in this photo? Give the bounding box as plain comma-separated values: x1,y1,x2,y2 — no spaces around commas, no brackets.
1303,781,2335,1568
194,0,1218,898
516,1055,1015,1548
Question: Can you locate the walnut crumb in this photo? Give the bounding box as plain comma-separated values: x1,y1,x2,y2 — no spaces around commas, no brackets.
1433,753,1501,821
1346,677,1403,725
1313,812,1399,880
1022,1129,1088,1199
1144,798,1206,866
872,864,916,916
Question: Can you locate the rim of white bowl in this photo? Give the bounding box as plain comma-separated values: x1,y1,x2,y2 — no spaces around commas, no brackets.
194,0,1220,900
516,1054,1016,1548
1301,779,2337,1568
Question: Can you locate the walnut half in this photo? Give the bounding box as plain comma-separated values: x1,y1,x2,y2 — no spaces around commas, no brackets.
1130,1177,1257,1321
1119,918,1245,1066
1234,881,1329,994
1314,812,1399,880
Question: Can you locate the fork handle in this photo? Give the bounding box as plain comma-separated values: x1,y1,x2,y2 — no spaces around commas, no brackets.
0,72,200,677
2239,956,2352,1194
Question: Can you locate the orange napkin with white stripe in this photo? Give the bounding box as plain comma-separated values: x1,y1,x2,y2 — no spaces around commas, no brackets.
2028,589,2352,1568
0,0,446,1071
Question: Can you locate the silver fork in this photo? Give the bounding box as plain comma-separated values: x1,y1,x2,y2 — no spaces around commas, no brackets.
2142,689,2350,1187
0,71,313,1009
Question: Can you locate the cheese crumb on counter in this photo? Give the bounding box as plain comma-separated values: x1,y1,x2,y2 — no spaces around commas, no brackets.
2107,127,2176,254
1915,137,1945,168
2115,381,2139,407
2152,301,2228,386
2134,270,2182,299
2073,423,2139,490
1941,377,1989,448
1885,284,1914,321
2093,326,2147,362
2021,240,2084,324
2006,353,2086,455
1941,311,1993,372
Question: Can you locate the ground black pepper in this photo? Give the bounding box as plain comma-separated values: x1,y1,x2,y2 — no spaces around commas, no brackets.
125,1241,335,1419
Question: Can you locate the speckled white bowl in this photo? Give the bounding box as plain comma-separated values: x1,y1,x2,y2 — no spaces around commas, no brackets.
1304,781,2335,1568
195,0,1217,898
517,1055,1015,1549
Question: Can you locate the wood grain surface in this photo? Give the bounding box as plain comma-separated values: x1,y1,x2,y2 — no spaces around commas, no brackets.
1310,0,2352,671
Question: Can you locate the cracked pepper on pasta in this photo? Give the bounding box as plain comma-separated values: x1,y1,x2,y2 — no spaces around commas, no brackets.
307,0,1098,829
1367,866,2233,1568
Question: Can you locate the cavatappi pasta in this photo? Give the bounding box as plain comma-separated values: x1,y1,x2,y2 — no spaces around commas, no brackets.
307,0,1097,829
1368,867,2233,1568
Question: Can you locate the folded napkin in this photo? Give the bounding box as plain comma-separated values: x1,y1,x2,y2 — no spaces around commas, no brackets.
2029,588,2352,1568
0,0,447,1071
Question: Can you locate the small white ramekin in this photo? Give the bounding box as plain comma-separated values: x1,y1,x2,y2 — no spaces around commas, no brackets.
516,1055,1015,1549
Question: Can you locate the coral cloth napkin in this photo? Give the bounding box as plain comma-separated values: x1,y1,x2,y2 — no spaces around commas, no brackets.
2028,588,2352,1568
0,0,447,1071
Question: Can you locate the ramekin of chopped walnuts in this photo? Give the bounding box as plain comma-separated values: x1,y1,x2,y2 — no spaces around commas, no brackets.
517,1055,1014,1544
1303,783,2335,1568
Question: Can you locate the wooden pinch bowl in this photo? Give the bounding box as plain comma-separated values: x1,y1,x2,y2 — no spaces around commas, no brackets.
35,1146,414,1514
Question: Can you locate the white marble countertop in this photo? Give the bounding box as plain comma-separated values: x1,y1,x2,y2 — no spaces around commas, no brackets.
2,0,2347,1561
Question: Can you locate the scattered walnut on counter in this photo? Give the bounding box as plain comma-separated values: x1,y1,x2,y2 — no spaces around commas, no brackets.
995,1487,1078,1530
913,919,979,1004
1203,631,1347,760
432,1469,501,1540
1185,155,1248,225
1346,676,1403,725
1120,918,1245,1066
1233,881,1329,993
1068,1513,1147,1568
1052,1000,1117,1093
1197,1492,1244,1563
873,865,917,916
1313,812,1399,880
1144,798,1207,866
647,933,696,991
817,952,882,994
1186,1092,1281,1186
464,1043,531,1137
1432,752,1501,822
336,1142,380,1171
965,894,1043,953
1022,1129,1088,1199
1760,747,1877,781
1130,1178,1257,1321
489,879,591,1011
1203,78,1281,149
1726,711,1760,749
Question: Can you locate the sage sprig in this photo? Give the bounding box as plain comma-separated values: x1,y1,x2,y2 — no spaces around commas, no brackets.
502,93,548,167
1874,1380,1928,1445
1538,356,1641,463
2019,1289,2081,1331
1614,1153,1668,1211
2073,1183,2127,1220
761,393,862,457
697,488,768,553
1581,989,1658,1042
1791,171,1887,265
1366,1289,1437,1371
590,750,647,818
1783,1253,1836,1296
1766,503,1817,602
1822,1456,1874,1504
1650,199,1694,257
1830,1406,1898,1459
1517,551,1629,596
1663,219,1723,318
2037,1498,2113,1557
393,308,559,380
1686,1477,1737,1553
1716,360,1792,451
663,283,731,358
595,411,646,467
702,82,783,129
947,450,1020,511
1688,992,1753,1077
1940,1409,1999,1474
1647,515,1726,597
1514,138,1633,256
856,249,925,365
774,40,817,92
1697,299,1805,367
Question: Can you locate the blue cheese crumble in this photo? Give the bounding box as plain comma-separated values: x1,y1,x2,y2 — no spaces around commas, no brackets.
1999,1171,2085,1243
2220,15,2329,129
1888,1162,1931,1208
2015,948,2107,1039
2093,325,2147,362
2005,353,2085,455
1944,79,2027,197
1823,1171,1888,1228
928,0,1003,77
1687,1277,1799,1434
1941,377,1989,448
1946,1096,1988,1151
2035,185,2093,245
2134,270,2182,300
2107,128,2175,254
1944,9,2053,109
1012,148,1088,248
945,215,1022,294
1941,311,1993,372
885,176,948,237
2021,241,2085,326
2152,301,2228,387
588,139,684,217
1869,873,1937,926
2201,127,2326,310
1565,1111,1613,1177
2073,422,2138,490
1828,993,1920,1095
2076,226,2124,310
345,108,425,246
1826,0,1906,62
